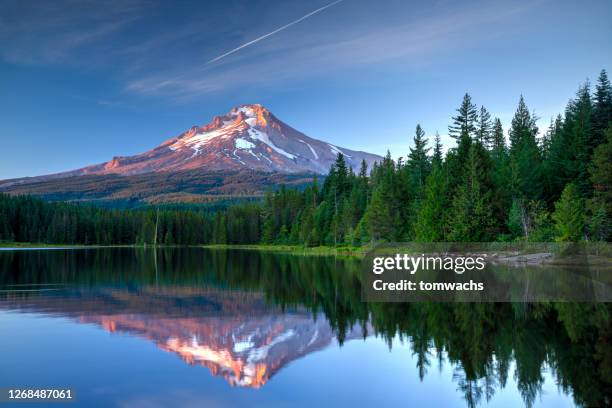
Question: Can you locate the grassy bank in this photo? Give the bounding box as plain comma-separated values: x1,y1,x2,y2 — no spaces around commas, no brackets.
0,242,141,249
0,242,89,248
0,241,368,257
201,244,369,257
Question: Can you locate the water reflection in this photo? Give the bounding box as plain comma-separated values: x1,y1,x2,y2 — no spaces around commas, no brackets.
0,248,610,407
2,286,364,389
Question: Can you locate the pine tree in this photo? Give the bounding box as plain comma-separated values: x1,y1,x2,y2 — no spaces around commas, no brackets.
364,178,395,242
365,185,394,241
572,82,595,197
544,83,595,200
333,153,349,198
448,143,495,241
593,69,612,146
509,96,542,200
552,183,585,242
489,118,511,231
588,127,612,240
432,131,443,166
490,118,506,156
359,159,369,179
407,124,431,191
509,96,538,152
414,165,449,241
540,115,564,203
476,106,493,147
449,93,478,141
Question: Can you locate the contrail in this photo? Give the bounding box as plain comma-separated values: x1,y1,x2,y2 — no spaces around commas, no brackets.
207,0,343,64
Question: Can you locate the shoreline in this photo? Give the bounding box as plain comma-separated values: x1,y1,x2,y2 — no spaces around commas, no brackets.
200,244,369,257
0,242,368,256
1,243,608,266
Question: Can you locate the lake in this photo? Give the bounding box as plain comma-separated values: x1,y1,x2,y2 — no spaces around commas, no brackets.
0,248,609,407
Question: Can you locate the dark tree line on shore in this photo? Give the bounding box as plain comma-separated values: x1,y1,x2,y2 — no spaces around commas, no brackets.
0,69,610,246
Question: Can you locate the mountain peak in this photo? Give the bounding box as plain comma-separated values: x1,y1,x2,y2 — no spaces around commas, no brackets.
7,105,382,179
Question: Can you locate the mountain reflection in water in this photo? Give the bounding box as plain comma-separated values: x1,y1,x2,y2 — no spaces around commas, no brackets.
0,247,610,407
2,287,364,389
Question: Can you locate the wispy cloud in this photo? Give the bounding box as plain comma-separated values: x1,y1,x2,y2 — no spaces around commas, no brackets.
0,0,544,102
0,0,142,65
206,0,343,64
127,1,540,100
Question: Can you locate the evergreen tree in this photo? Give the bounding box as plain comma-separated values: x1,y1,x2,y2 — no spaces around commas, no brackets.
571,82,595,197
509,96,538,152
364,184,394,242
489,118,511,232
407,124,431,191
593,69,612,146
540,115,563,203
509,96,542,200
432,131,443,166
544,83,598,200
359,159,369,179
490,118,506,155
449,93,478,141
476,106,493,147
552,183,585,242
588,127,612,240
414,164,449,241
364,152,400,241
448,142,495,241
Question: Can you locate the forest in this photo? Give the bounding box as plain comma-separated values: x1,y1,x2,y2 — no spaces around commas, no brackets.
0,69,611,246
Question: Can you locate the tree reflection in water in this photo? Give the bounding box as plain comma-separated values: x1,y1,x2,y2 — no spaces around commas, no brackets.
0,247,610,407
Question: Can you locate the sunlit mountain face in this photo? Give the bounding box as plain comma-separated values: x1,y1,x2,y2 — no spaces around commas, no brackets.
50,104,381,176
0,104,380,204
1,287,367,389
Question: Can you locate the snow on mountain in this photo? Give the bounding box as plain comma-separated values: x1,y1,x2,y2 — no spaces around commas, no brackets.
61,104,381,177
0,104,382,202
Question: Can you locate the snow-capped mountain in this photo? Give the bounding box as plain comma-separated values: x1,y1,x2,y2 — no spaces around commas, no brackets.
61,104,381,177
0,104,381,203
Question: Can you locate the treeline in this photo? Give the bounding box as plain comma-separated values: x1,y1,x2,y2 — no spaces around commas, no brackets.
255,69,612,245
0,194,218,245
0,69,610,246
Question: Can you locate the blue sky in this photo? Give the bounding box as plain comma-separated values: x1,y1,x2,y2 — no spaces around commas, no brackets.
1,0,611,179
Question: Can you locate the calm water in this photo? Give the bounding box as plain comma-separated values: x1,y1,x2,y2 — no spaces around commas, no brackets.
0,248,609,407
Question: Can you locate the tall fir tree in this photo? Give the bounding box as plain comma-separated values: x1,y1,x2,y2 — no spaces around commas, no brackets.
364,183,394,242
414,164,449,241
476,105,493,148
490,118,506,155
593,69,612,146
448,142,495,241
572,82,595,197
432,131,443,167
508,96,542,201
407,124,431,191
552,183,585,242
540,115,564,203
449,93,478,141
489,118,512,231
588,127,612,240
